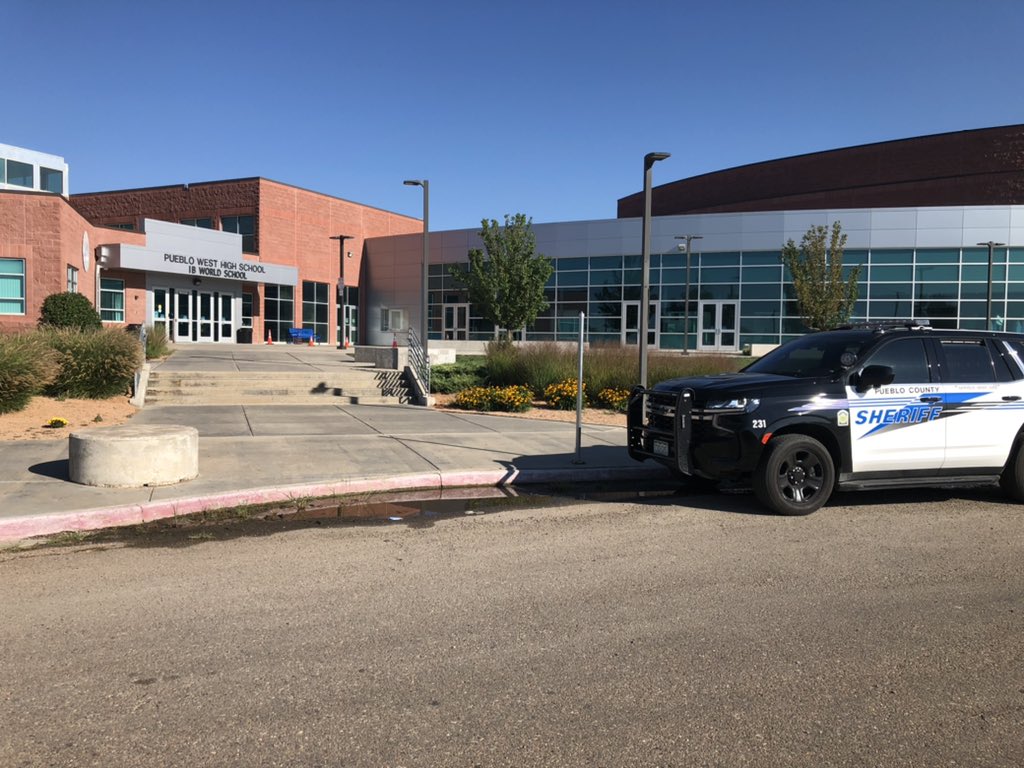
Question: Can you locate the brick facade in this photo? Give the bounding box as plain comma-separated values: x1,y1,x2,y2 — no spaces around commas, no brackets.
617,124,1024,218
0,191,145,332
69,178,421,343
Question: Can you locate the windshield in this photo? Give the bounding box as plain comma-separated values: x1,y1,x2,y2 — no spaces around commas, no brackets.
744,331,875,378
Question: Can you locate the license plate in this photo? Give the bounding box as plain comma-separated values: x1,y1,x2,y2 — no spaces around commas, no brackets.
653,439,669,457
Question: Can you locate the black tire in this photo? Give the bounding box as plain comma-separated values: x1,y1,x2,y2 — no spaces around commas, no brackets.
753,434,835,516
999,439,1024,501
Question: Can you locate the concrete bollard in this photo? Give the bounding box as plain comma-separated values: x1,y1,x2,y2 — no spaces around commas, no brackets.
69,424,199,487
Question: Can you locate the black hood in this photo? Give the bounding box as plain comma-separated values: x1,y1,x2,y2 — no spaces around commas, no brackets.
652,371,825,396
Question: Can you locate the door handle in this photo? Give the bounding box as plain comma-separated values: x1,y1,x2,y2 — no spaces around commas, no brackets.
919,396,941,403
1003,395,1021,402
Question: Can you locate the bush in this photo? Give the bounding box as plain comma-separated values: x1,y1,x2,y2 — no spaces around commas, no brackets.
595,387,631,412
544,378,586,410
0,332,60,414
39,292,102,330
450,384,533,413
431,357,487,394
42,327,142,399
145,324,170,359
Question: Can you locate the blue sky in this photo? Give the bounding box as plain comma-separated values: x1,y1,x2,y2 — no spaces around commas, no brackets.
6,0,1023,230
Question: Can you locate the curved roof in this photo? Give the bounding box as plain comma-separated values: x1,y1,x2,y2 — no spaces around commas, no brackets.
616,124,1024,218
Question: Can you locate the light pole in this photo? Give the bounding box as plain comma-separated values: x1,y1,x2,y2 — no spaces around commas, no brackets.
639,152,670,389
404,179,429,356
978,240,1005,330
330,234,353,348
675,234,702,354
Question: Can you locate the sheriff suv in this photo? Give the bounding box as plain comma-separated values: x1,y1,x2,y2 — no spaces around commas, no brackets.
627,324,1024,515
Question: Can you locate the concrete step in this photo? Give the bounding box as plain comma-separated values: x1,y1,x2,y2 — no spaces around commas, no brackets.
145,394,403,406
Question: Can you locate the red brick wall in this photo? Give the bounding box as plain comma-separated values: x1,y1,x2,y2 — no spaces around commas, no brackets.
617,124,1024,218
0,191,144,333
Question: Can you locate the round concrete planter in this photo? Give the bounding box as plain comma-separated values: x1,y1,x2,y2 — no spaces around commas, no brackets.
69,424,199,487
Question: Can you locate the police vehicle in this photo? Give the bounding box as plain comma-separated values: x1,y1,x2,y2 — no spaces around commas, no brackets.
627,324,1024,515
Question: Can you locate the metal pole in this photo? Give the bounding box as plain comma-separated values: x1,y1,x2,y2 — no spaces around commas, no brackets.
676,235,702,354
404,179,430,359
978,240,1005,330
330,234,352,348
573,310,585,464
639,152,669,388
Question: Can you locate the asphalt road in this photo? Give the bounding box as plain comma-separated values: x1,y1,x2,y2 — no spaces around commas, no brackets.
1,487,1022,767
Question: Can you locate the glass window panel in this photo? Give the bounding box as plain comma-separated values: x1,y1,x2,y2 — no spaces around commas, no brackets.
963,282,1006,300
0,158,4,184
557,287,587,303
915,248,960,263
7,160,32,187
962,265,1006,281
870,265,912,282
40,167,63,193
699,267,740,283
870,249,913,265
941,340,996,383
915,264,958,282
589,285,621,303
743,283,781,300
589,255,622,269
590,269,621,286
1010,248,1024,264
741,300,781,317
959,302,986,318
870,284,912,300
623,269,641,285
742,266,781,282
867,300,912,318
741,317,781,334
916,283,958,300
865,339,932,383
100,278,125,322
962,248,992,264
623,255,641,269
660,268,687,284
555,257,588,271
659,285,685,301
741,251,782,266
699,252,740,266
698,284,739,300
914,300,957,324
557,271,588,287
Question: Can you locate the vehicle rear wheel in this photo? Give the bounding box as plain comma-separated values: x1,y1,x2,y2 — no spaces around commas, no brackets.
999,439,1024,501
753,434,835,516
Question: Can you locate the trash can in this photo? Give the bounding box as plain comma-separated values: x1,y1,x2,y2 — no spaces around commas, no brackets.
236,327,253,344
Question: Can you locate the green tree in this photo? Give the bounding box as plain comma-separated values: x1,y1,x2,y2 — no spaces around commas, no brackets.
781,221,861,331
449,214,554,341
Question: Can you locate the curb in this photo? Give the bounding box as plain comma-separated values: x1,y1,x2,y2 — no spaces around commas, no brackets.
0,464,670,544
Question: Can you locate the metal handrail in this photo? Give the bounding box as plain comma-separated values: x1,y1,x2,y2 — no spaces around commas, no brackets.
406,325,431,396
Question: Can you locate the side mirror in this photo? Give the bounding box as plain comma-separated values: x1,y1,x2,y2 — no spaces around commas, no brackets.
854,364,895,393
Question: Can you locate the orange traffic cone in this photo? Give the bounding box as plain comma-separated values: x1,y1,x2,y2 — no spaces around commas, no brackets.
265,328,273,344
308,333,315,347
392,333,398,348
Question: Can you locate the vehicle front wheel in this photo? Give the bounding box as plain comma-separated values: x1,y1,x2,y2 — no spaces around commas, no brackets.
753,434,835,516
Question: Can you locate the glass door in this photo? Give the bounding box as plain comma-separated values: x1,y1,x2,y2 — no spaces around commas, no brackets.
698,301,739,351
152,288,171,339
198,292,214,342
219,295,233,342
443,303,469,340
174,291,193,342
621,301,659,347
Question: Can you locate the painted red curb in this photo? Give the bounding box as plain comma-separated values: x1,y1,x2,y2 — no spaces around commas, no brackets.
0,465,669,543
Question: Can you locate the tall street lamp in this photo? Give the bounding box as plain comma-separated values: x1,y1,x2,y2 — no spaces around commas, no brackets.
978,240,1005,330
639,152,670,388
404,179,430,357
676,234,702,355
330,234,353,348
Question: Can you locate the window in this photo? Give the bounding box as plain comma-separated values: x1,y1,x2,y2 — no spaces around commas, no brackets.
263,284,293,342
302,281,329,343
0,159,4,184
0,258,26,314
941,339,997,383
181,218,214,228
864,338,931,383
380,308,405,332
100,278,125,322
107,222,136,231
40,167,63,194
67,265,79,293
6,159,32,188
222,215,256,253
241,292,254,328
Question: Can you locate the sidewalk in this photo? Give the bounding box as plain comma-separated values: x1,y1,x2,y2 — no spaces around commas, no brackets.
0,346,669,542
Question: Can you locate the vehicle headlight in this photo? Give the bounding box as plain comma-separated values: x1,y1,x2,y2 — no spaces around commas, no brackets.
705,397,760,413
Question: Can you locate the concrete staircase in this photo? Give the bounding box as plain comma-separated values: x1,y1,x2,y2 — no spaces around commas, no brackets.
144,368,412,406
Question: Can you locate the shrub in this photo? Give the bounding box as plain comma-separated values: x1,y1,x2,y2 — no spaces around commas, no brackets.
544,378,586,410
43,327,142,399
595,387,631,412
483,340,523,387
145,324,170,359
0,332,60,414
450,384,533,413
431,357,487,394
39,292,102,330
